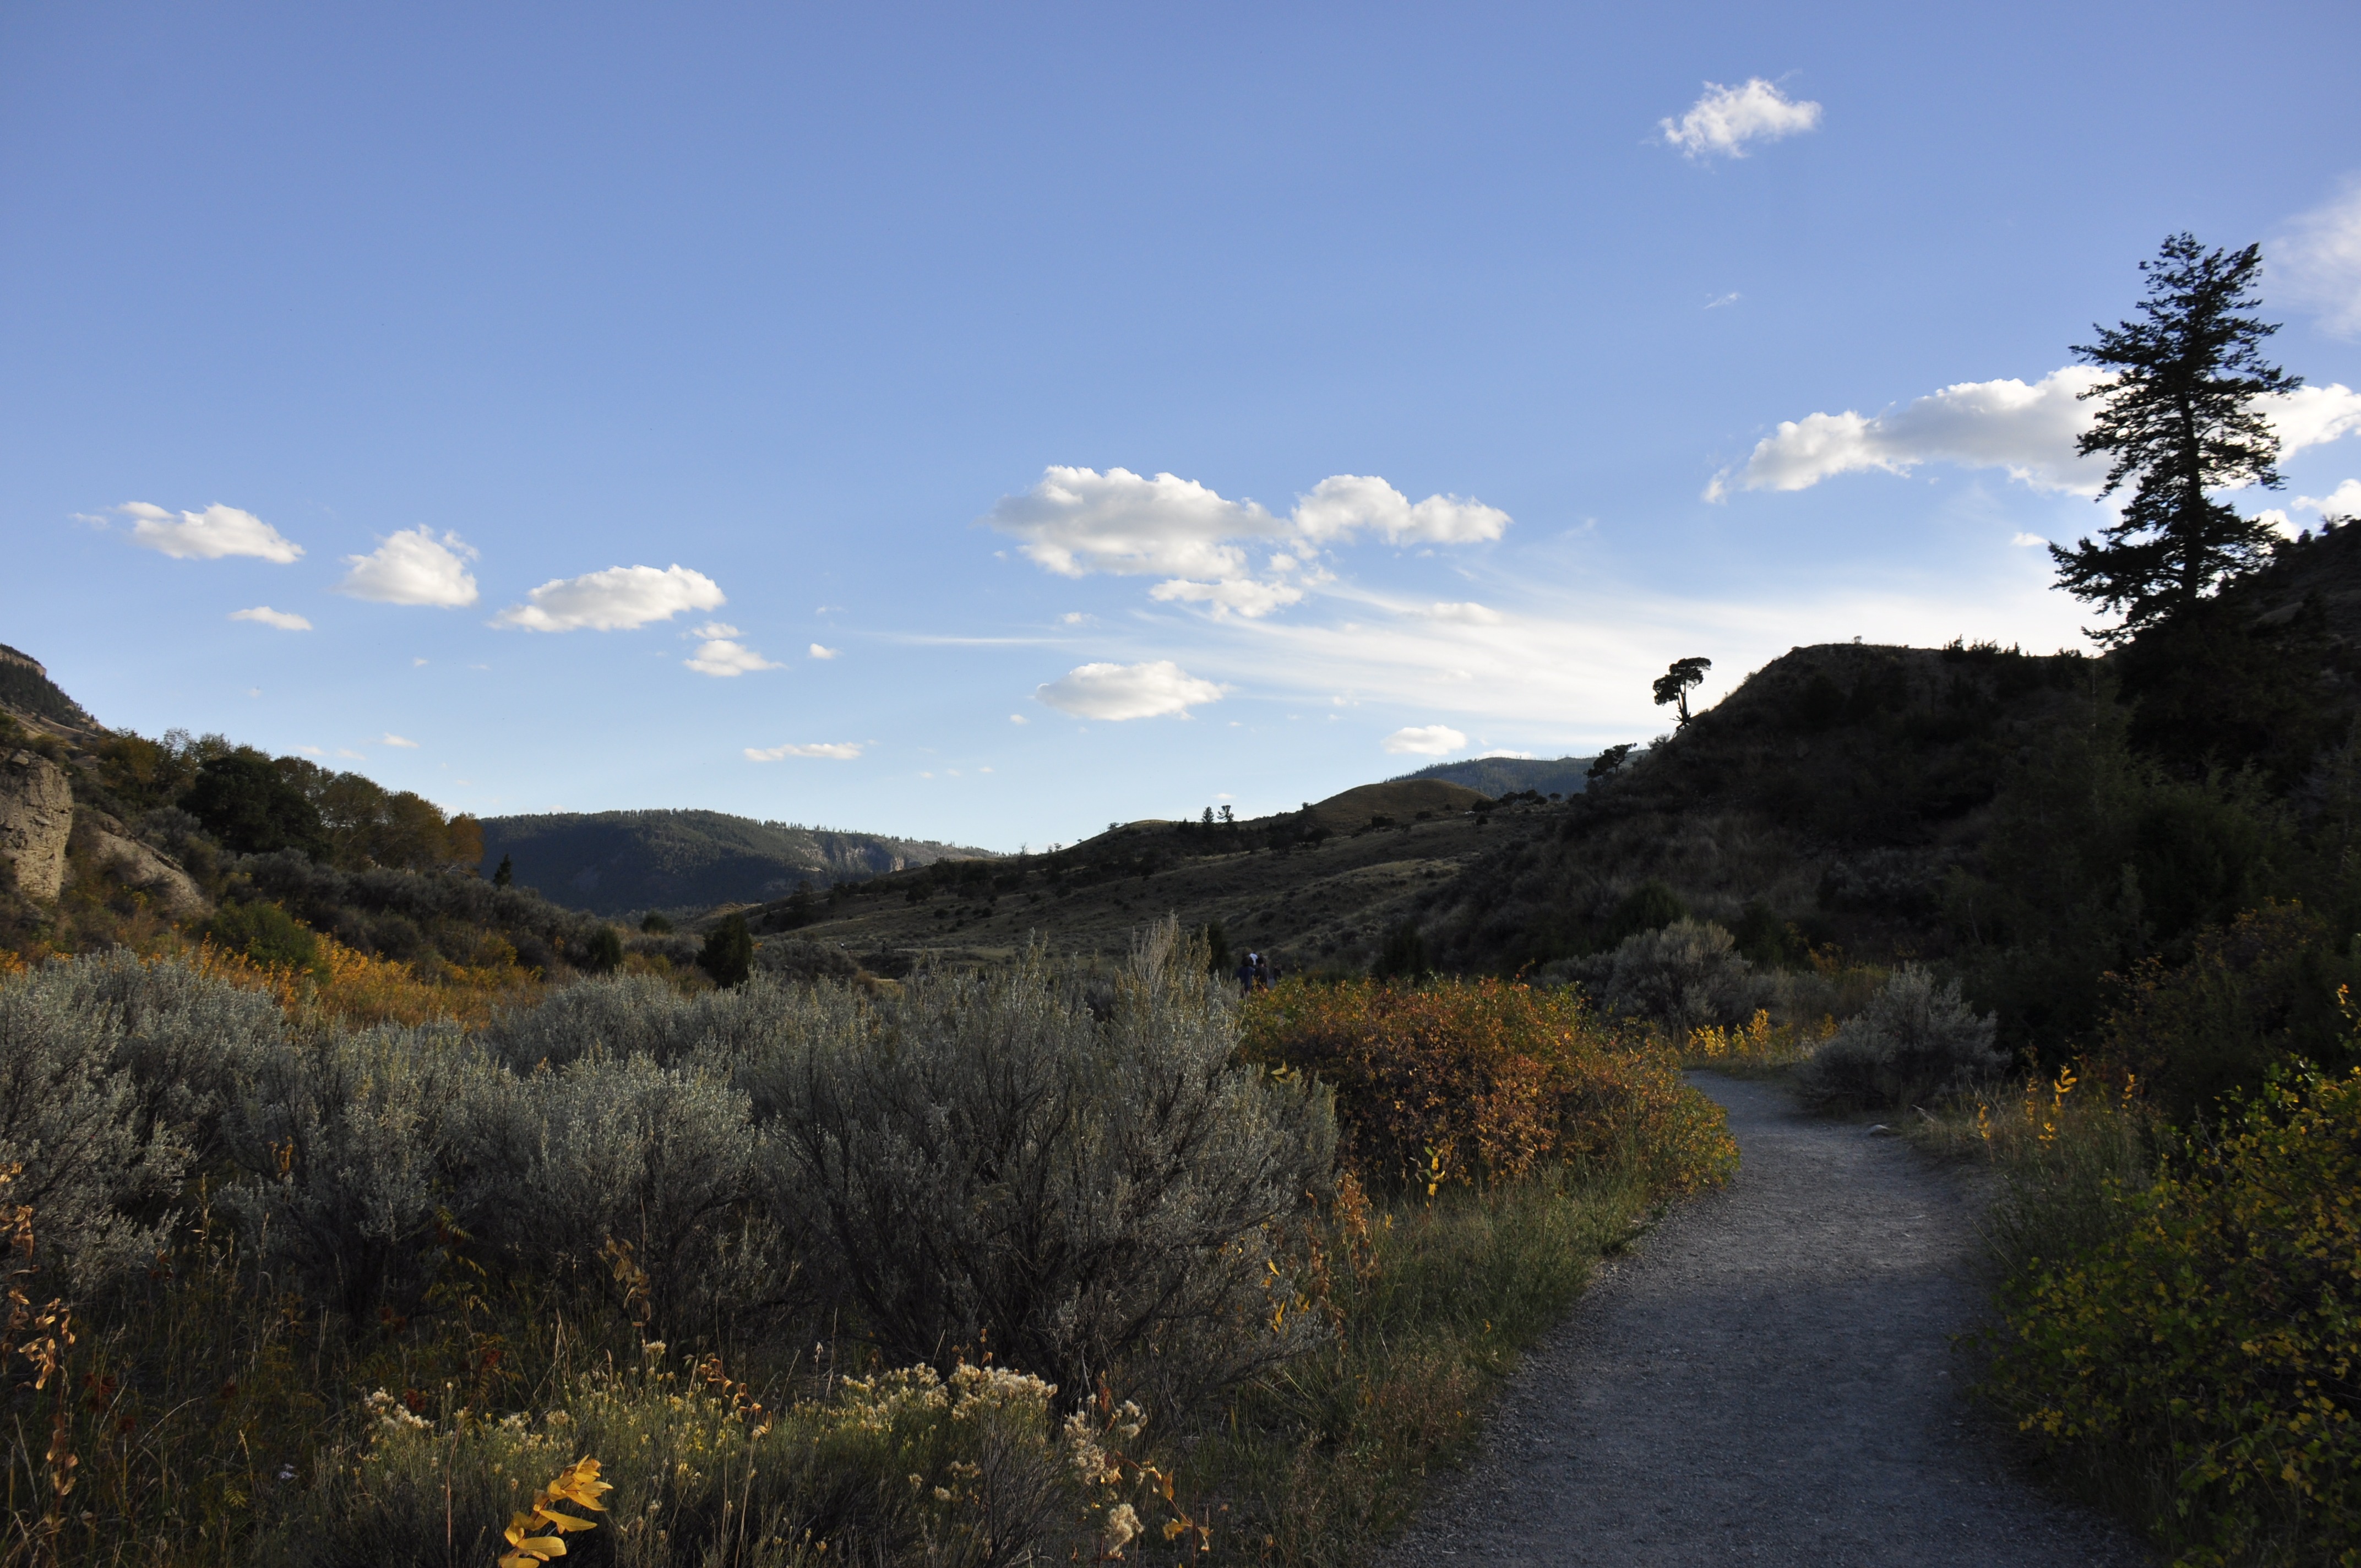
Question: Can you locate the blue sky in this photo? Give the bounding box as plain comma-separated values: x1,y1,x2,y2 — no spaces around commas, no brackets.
7,1,2360,852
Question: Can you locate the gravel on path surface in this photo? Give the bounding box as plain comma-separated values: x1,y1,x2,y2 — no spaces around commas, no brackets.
1377,1073,2150,1567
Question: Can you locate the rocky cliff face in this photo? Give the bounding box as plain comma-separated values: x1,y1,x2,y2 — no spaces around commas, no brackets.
0,749,73,901
76,809,207,917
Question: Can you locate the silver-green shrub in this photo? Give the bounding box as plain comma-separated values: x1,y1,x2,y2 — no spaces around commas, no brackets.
25,945,289,1164
451,1054,793,1338
748,922,1336,1416
1799,963,2006,1109
0,960,190,1287
1602,918,1767,1036
220,1022,499,1313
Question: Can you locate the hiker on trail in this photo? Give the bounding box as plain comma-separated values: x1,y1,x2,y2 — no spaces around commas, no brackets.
1236,951,1258,995
1254,952,1276,989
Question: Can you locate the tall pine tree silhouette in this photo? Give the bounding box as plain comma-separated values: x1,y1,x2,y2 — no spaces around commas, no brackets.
2051,235,2298,640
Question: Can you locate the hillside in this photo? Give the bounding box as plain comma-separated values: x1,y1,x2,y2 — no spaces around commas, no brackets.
0,644,104,739
1390,754,1598,797
720,777,1533,973
479,809,999,915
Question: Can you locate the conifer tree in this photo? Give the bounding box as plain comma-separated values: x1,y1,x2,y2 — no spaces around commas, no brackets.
2050,235,2299,640
1652,657,1711,726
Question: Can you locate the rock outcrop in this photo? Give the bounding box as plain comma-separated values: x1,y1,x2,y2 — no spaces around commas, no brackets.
0,749,73,901
77,810,208,917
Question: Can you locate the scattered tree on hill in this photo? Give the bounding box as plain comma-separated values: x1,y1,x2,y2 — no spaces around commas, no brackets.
180,752,328,857
1586,744,1635,781
2050,234,2299,640
699,912,754,988
640,910,672,933
493,854,514,888
1651,657,1712,727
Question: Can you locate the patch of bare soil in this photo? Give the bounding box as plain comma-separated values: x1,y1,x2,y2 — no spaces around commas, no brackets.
1378,1075,2151,1566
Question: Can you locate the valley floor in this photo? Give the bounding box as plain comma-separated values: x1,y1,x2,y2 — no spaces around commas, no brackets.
1377,1075,2148,1566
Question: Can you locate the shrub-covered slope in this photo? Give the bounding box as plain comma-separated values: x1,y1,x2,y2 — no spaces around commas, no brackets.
479,808,998,914
1419,640,2095,974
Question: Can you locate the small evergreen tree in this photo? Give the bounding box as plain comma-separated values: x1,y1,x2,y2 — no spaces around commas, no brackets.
492,853,514,888
639,911,673,934
1372,919,1430,981
1652,658,1711,727
584,925,625,974
2050,234,2299,640
698,912,754,988
1586,743,1635,782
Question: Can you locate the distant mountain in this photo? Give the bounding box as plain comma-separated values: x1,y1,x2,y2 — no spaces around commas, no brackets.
479,809,1000,915
1388,754,1598,798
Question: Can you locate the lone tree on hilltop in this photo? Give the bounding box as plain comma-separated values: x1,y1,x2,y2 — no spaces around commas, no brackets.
1652,657,1711,727
2050,234,2299,641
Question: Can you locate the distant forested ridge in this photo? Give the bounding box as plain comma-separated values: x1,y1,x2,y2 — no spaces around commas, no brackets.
1389,754,1597,797
480,808,1000,914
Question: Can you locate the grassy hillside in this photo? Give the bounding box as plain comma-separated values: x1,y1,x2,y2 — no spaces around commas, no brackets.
1390,753,1598,797
479,808,998,915
721,778,1540,973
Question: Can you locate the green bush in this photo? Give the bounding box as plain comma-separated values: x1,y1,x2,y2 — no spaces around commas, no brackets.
700,911,754,987
1602,918,1766,1037
1799,963,2004,1109
1979,1066,2361,1565
204,898,324,976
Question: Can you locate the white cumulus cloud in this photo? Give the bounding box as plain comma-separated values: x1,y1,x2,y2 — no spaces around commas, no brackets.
1383,724,1467,756
1035,660,1223,720
2299,478,2361,519
685,638,782,677
809,643,840,660
118,502,302,562
380,733,420,749
493,564,724,631
338,527,480,606
1713,369,2361,499
984,466,1509,621
2273,178,2361,339
229,606,312,630
1287,474,1510,546
1661,78,1822,159
744,741,862,761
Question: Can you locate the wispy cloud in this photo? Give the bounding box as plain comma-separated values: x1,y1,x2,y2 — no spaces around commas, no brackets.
1661,79,1821,160
1035,660,1223,720
229,606,312,630
984,466,1508,622
380,733,420,749
493,564,724,631
115,503,302,562
338,527,480,606
1383,724,1467,756
1711,369,2361,499
2273,177,2361,339
745,740,863,760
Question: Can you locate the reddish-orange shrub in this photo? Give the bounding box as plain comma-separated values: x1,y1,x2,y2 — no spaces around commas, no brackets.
1240,977,1735,1196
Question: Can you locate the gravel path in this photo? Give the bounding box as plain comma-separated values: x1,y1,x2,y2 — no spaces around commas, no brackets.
1378,1074,2151,1566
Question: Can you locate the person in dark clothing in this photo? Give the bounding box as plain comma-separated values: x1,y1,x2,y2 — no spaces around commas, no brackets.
1236,951,1258,995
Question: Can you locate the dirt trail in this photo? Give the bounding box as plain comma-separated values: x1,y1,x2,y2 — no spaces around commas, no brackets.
1378,1074,2150,1566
